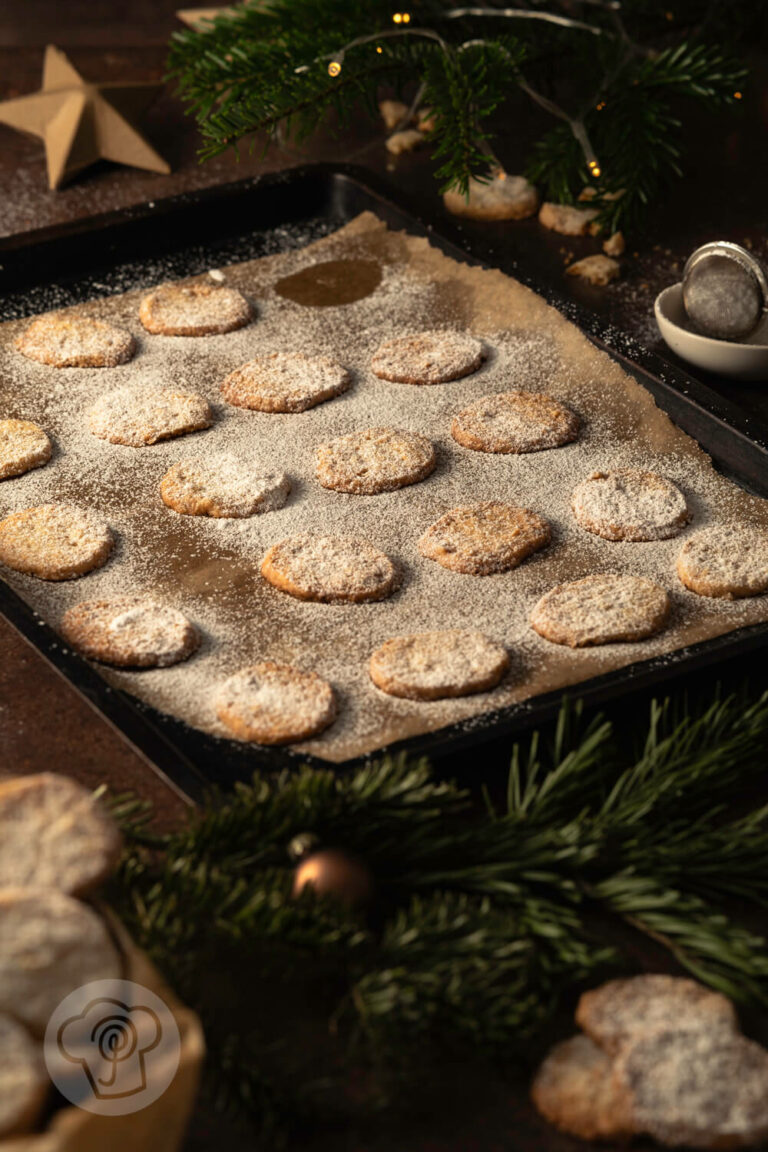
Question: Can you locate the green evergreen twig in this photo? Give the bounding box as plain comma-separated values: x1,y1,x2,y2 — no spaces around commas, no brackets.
109,685,768,1143
167,0,749,232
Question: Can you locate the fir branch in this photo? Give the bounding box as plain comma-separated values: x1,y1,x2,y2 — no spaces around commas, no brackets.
168,0,750,230
599,691,768,824
111,683,768,1141
421,38,523,194
592,873,768,1004
527,41,745,231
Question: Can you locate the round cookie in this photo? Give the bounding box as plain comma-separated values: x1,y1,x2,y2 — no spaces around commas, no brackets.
220,352,351,413
15,313,135,368
572,468,689,542
161,455,290,518
0,1013,48,1138
444,172,539,221
0,773,122,897
419,501,551,575
531,574,670,647
451,391,580,454
371,330,486,385
315,426,436,495
139,282,251,336
61,597,199,668
612,1028,768,1150
88,386,213,446
262,534,397,603
676,524,768,599
216,661,336,744
0,504,113,581
531,1035,633,1143
0,419,52,480
369,630,509,700
576,975,739,1058
0,888,122,1035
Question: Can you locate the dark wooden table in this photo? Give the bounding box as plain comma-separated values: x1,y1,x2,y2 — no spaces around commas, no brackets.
1,8,768,1148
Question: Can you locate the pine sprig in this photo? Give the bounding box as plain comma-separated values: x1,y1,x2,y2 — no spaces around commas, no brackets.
109,684,768,1142
167,0,751,233
526,42,745,233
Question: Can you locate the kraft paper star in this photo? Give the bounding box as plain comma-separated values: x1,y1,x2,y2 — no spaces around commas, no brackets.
176,8,235,28
0,45,171,190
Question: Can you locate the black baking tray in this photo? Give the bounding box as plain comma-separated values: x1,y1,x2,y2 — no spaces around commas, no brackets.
1,162,767,802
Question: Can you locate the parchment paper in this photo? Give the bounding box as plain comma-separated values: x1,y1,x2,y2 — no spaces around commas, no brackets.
0,212,766,764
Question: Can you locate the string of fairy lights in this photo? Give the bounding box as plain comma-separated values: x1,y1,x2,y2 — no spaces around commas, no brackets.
295,4,612,178
292,1,745,181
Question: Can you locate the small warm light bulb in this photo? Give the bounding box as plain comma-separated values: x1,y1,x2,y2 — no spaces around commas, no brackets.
596,100,606,111
392,11,403,23
328,60,342,77
588,159,601,178
402,11,411,21
376,45,383,53
734,90,743,99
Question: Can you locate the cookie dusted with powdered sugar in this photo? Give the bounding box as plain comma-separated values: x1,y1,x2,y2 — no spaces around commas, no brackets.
139,282,251,336
444,173,539,221
531,574,670,647
0,889,121,1035
316,426,436,495
88,386,213,446
371,330,486,384
677,525,768,599
612,1028,768,1149
220,352,351,412
419,501,551,575
369,630,509,700
0,504,113,581
0,419,52,479
161,455,290,518
572,468,690,541
576,975,739,1057
16,313,135,368
216,661,336,744
0,773,121,896
0,1013,48,1138
61,598,199,668
451,391,580,454
531,1035,633,1143
538,201,599,236
261,534,397,602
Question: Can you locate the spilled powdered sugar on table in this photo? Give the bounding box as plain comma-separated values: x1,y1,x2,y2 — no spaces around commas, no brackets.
0,212,767,763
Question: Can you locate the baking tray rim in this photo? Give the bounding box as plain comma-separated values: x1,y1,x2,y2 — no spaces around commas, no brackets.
0,161,766,797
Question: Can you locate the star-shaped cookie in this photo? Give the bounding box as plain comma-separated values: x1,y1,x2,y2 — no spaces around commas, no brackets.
0,45,170,189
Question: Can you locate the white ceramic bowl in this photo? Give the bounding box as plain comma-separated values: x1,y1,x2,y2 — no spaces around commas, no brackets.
655,283,768,381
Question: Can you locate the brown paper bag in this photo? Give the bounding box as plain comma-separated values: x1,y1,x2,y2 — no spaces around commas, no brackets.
3,911,204,1152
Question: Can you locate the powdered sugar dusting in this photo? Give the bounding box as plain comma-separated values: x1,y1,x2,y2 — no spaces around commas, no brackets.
370,630,509,699
677,524,768,598
262,534,397,602
88,386,214,446
531,573,670,647
0,211,766,762
16,314,135,368
572,468,690,541
617,1029,768,1147
61,597,197,668
161,454,290,518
